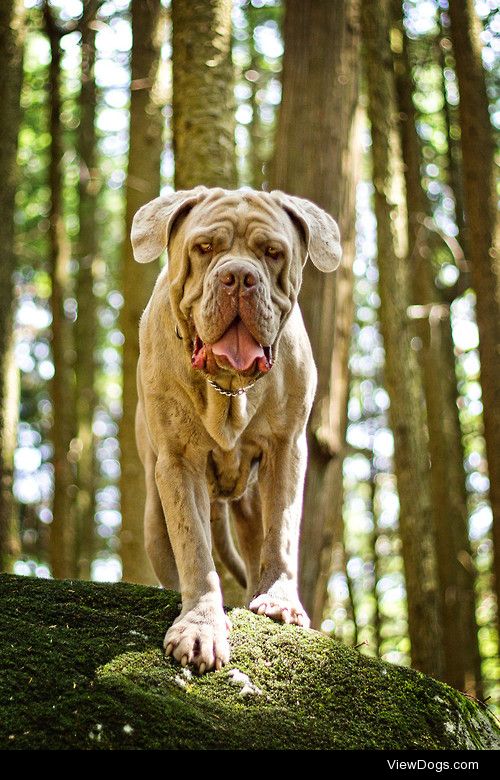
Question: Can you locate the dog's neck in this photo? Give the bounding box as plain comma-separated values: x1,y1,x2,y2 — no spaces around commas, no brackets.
202,382,256,451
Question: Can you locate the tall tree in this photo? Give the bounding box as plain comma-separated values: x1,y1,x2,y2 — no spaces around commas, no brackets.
367,459,382,658
361,0,445,679
438,13,467,249
119,0,163,584
448,0,500,613
271,0,361,625
0,0,25,570
248,42,265,191
170,0,242,606
44,3,77,579
391,1,482,695
75,0,100,579
172,0,236,190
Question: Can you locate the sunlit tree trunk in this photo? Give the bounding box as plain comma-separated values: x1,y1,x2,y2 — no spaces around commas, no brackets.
436,14,471,302
172,0,236,189
0,0,25,571
75,1,99,580
119,0,163,585
392,1,482,695
245,14,270,193
368,465,382,658
438,13,467,247
271,0,361,625
171,0,243,606
248,49,265,191
361,0,444,679
45,4,77,579
0,345,20,573
448,0,500,615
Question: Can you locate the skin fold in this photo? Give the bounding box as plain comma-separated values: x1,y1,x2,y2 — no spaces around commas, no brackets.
132,187,341,673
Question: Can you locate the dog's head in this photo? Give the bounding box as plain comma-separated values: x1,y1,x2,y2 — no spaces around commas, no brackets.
131,187,341,379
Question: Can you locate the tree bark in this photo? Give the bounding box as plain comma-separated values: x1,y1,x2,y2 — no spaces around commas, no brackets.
391,1,482,695
435,17,471,301
438,14,467,246
361,0,445,679
75,1,99,580
368,461,382,658
119,0,163,585
171,0,243,606
0,0,25,571
44,4,77,579
172,0,236,189
0,344,20,572
271,0,361,624
448,0,500,615
248,48,265,191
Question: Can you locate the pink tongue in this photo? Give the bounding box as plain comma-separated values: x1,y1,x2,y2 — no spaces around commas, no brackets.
212,320,265,371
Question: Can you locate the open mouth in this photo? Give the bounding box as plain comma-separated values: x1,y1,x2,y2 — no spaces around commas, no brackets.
191,317,273,375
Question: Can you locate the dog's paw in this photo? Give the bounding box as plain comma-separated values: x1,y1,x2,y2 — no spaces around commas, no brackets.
249,593,310,628
164,602,231,673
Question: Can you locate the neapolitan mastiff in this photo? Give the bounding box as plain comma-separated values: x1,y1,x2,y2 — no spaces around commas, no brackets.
131,187,341,673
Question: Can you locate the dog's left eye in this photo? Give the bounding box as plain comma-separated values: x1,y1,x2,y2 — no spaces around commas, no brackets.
198,242,213,254
266,246,281,259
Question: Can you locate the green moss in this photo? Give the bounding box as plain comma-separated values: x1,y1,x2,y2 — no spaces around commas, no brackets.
0,574,498,750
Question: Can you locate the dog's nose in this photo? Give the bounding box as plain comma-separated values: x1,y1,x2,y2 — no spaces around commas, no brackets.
219,263,258,293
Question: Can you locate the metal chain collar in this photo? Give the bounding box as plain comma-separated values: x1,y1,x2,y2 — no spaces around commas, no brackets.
206,378,257,397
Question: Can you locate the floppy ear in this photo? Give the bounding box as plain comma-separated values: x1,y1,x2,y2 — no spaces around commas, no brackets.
270,190,342,272
131,186,208,263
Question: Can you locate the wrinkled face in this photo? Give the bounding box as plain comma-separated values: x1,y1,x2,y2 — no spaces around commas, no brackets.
131,186,341,379
169,191,304,379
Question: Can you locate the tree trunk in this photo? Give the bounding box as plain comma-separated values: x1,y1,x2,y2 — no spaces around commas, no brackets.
0,0,25,571
271,0,361,624
172,0,236,190
75,1,99,580
0,344,20,572
44,5,77,579
171,0,243,606
436,14,470,301
448,0,500,615
368,461,382,658
248,48,265,191
391,2,482,695
119,0,163,585
361,0,445,679
438,13,467,246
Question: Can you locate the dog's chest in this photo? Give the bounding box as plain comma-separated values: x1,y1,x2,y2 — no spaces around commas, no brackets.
206,444,261,501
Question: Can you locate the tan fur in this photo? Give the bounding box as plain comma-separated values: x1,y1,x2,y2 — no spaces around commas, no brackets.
132,187,340,672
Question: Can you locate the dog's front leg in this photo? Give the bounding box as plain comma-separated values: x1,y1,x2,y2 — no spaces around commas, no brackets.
250,430,310,628
155,451,230,673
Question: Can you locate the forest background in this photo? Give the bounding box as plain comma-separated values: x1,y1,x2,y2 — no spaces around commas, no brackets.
0,0,498,711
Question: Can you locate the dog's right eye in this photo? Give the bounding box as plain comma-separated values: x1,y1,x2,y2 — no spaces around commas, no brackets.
266,246,281,259
197,242,213,254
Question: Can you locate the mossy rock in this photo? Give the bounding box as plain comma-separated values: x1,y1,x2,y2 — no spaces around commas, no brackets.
0,573,498,750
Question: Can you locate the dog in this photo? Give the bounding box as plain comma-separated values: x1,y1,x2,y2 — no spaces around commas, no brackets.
131,187,341,673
